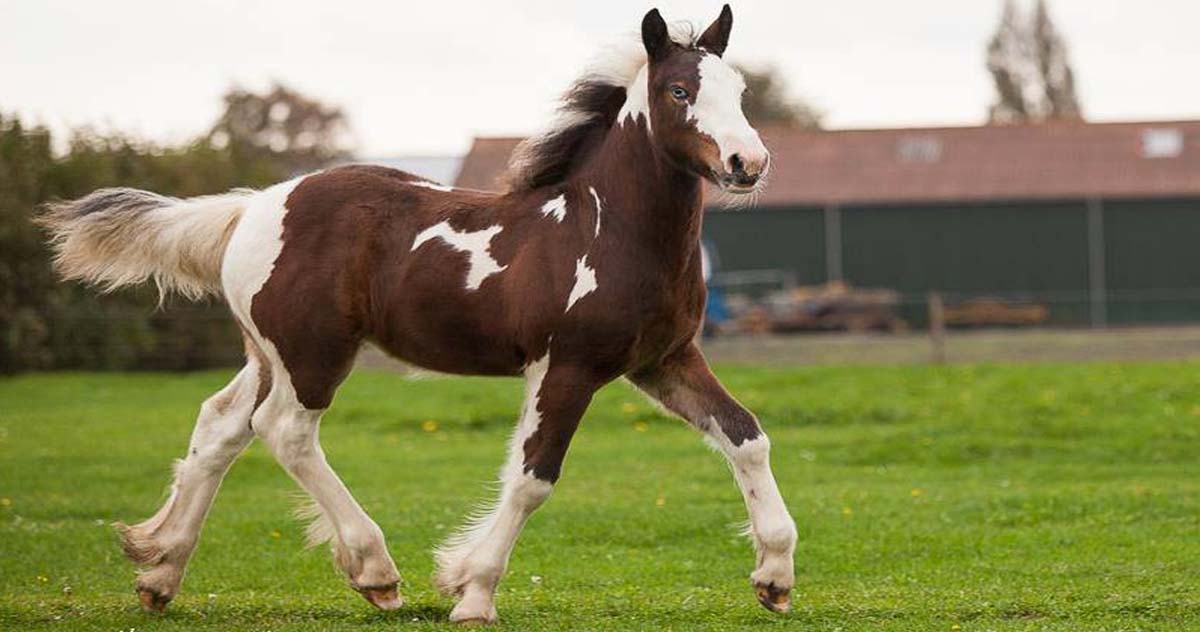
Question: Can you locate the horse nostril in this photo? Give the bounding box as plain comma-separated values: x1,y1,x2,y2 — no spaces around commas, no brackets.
729,154,745,175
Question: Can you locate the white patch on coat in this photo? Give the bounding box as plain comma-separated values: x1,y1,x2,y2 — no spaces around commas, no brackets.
408,180,454,192
220,175,310,413
565,257,598,312
588,187,603,238
412,222,507,290
221,175,309,325
689,54,768,168
540,194,567,222
507,353,550,479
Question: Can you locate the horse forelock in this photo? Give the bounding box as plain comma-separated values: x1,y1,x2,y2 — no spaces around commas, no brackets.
503,23,699,192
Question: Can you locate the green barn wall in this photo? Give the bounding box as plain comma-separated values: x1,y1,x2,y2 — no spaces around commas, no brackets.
840,201,1091,325
703,207,826,284
1104,198,1200,324
703,198,1200,327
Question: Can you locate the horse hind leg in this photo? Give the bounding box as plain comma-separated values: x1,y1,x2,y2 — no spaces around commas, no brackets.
117,345,266,611
248,347,403,610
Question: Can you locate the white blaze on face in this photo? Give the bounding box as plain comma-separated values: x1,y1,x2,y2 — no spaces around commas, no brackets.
411,221,507,290
689,54,768,173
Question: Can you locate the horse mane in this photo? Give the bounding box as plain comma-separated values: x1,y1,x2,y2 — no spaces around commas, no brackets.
503,24,698,192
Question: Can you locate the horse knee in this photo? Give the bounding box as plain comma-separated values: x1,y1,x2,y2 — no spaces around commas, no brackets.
714,406,765,448
255,412,321,465
509,473,554,511
186,402,253,473
731,433,771,466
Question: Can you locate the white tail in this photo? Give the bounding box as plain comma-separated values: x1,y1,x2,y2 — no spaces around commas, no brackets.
38,188,255,301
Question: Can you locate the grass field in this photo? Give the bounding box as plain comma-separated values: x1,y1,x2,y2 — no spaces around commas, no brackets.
1,363,1198,630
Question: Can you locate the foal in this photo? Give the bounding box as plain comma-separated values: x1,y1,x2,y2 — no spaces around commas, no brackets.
40,5,796,623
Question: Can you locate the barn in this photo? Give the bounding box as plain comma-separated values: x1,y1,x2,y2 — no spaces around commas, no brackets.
455,120,1200,327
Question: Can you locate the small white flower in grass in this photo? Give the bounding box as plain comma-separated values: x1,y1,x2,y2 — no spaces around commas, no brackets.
530,575,542,585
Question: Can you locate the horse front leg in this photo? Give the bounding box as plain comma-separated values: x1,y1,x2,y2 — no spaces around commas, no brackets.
435,355,599,624
630,343,797,613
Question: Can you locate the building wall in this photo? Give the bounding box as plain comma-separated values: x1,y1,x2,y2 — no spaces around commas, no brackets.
703,206,826,285
703,197,1200,327
1104,198,1200,324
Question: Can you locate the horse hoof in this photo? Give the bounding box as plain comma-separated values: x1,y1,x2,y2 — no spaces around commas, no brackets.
137,588,172,612
454,617,495,627
449,600,498,625
359,584,404,610
754,582,791,613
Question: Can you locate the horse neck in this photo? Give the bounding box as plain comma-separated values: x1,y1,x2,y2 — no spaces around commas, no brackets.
578,120,705,272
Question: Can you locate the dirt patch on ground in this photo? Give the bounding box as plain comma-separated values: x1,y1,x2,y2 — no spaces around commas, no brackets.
698,326,1200,365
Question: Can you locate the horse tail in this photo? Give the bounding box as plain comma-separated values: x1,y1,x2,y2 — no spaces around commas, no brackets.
37,187,254,302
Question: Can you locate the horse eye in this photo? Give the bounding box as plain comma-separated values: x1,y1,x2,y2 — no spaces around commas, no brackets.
670,86,689,101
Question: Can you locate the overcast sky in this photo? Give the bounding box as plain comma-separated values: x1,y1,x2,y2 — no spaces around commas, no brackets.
4,0,1198,156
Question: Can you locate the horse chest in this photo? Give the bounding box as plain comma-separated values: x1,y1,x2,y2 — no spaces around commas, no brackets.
562,270,704,371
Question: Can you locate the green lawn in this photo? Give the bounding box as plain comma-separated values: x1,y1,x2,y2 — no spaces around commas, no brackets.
1,363,1198,630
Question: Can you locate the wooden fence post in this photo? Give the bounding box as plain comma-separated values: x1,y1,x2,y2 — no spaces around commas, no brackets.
928,292,946,364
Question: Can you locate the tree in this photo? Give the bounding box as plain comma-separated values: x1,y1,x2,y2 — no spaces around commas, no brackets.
986,0,1082,124
209,83,354,176
986,0,1032,124
1032,0,1082,120
735,65,823,130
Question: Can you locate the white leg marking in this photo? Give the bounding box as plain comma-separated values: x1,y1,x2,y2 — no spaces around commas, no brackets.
121,362,260,603
250,372,401,602
704,427,796,596
540,194,567,222
411,222,507,290
436,354,554,623
565,257,598,312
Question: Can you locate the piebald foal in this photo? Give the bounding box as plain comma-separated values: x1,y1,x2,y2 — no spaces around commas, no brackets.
40,6,796,623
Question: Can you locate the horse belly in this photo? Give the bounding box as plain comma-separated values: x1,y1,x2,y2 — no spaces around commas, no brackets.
369,264,525,377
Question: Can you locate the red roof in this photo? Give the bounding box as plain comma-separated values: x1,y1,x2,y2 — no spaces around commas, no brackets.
454,120,1200,206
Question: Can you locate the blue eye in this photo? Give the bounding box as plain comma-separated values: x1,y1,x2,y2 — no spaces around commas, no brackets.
670,86,689,101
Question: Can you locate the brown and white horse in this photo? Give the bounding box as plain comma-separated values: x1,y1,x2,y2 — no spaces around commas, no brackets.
40,6,796,624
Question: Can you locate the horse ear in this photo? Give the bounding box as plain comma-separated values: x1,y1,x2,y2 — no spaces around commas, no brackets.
641,8,670,63
697,4,733,57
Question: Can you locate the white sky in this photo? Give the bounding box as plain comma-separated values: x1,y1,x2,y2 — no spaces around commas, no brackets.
4,0,1198,156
